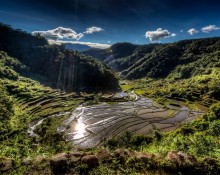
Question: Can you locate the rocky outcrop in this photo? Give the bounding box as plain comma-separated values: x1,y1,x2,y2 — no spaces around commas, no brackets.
32,155,47,165
0,157,14,172
114,149,128,164
81,155,99,167
166,151,198,167
22,157,33,165
50,153,68,168
202,157,219,172
96,149,112,163
134,152,155,163
69,152,82,166
1,150,219,174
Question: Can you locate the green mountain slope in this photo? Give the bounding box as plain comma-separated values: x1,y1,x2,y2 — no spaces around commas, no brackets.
85,38,220,103
85,38,220,81
120,38,220,79
0,23,119,92
0,51,84,156
1,23,220,174
83,42,138,70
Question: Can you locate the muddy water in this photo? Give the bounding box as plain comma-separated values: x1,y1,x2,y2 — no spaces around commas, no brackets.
58,96,206,149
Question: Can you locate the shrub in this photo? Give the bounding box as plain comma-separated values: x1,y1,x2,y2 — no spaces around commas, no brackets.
131,135,153,146
208,120,220,136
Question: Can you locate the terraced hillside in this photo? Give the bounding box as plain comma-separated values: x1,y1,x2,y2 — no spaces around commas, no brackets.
0,51,86,160
1,27,220,174
59,95,205,149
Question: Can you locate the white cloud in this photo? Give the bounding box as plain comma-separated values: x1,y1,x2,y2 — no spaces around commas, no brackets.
145,28,176,42
32,27,84,40
187,28,199,35
180,30,184,33
84,26,104,34
48,39,111,49
201,25,220,33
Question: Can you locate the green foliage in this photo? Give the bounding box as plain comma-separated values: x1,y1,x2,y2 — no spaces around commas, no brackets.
122,68,220,105
84,42,137,67
0,23,119,92
141,103,220,160
153,130,163,142
0,66,18,80
209,79,220,99
106,131,153,150
0,51,83,160
87,38,220,81
131,135,153,146
0,51,26,80
1,22,220,174
0,82,14,135
208,120,220,136
109,42,137,61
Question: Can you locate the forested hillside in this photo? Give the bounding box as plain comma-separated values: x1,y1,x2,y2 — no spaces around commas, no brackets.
83,42,138,70
0,23,119,92
0,51,85,168
85,38,220,80
119,38,220,80
1,23,220,175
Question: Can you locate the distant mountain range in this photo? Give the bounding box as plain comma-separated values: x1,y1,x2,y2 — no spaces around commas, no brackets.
83,42,137,61
0,22,119,92
64,43,92,52
84,38,220,80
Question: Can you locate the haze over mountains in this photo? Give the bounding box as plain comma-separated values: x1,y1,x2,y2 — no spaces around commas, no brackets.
0,23,119,92
1,0,220,174
64,43,92,52
84,37,220,79
1,22,220,96
1,21,220,174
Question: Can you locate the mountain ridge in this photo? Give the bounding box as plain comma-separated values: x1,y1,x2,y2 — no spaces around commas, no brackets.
84,37,220,80
0,22,119,92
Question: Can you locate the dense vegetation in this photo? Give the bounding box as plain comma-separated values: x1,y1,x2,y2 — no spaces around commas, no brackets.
85,38,220,80
0,23,119,92
0,22,220,174
84,38,220,174
83,42,137,70
0,23,119,174
121,38,220,80
0,51,84,158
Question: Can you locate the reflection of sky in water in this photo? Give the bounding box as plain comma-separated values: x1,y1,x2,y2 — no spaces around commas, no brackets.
61,97,206,148
73,118,87,140
113,92,128,98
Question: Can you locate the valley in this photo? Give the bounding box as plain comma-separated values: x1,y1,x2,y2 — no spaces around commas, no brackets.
0,23,220,174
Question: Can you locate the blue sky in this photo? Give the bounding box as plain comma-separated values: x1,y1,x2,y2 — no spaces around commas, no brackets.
1,0,220,48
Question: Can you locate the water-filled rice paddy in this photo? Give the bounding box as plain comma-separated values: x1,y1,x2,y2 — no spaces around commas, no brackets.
58,97,205,149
